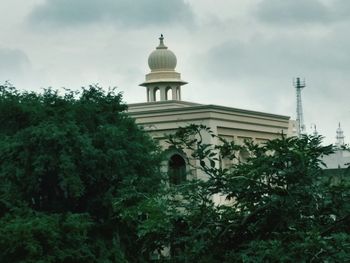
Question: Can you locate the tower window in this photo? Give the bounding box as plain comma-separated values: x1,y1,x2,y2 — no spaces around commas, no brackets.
166,87,172,100
154,87,160,101
168,154,186,185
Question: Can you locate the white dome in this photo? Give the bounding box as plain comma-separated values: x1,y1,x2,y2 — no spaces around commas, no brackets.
148,35,177,71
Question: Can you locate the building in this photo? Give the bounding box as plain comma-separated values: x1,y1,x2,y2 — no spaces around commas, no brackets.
128,35,295,184
322,123,350,170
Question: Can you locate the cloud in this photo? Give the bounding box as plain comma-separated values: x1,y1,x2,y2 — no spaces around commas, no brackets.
200,33,350,82
255,0,331,25
0,48,31,83
255,0,350,26
28,0,194,28
331,0,350,20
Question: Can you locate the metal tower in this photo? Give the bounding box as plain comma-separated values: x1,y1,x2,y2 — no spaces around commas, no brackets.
294,77,306,137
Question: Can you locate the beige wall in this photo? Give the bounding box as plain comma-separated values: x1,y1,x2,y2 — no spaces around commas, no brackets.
128,101,294,182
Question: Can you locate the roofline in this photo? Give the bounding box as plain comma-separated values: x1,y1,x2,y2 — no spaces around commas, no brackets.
139,80,188,86
205,104,290,120
134,116,289,130
128,100,202,107
128,100,290,120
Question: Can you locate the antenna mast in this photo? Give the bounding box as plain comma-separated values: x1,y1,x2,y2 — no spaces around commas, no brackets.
294,77,306,137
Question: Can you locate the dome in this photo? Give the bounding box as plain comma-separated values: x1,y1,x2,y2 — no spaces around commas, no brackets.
148,35,177,71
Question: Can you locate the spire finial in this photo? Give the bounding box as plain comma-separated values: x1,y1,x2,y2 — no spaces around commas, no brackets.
157,34,167,49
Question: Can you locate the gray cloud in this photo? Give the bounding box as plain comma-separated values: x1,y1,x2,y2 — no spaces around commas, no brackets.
332,0,350,20
254,0,350,26
255,0,331,25
254,0,350,25
0,48,31,83
200,33,350,82
28,0,194,28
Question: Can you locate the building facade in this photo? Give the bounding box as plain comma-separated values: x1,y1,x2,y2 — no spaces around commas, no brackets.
128,35,295,185
322,123,350,170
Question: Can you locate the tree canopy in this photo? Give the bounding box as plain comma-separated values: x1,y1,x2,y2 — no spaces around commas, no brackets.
1,84,349,262
0,84,162,262
138,125,350,262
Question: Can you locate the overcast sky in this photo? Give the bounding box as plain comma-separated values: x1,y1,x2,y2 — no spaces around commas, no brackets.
1,0,349,145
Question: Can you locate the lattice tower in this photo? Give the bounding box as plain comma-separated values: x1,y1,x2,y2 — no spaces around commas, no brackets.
294,77,306,137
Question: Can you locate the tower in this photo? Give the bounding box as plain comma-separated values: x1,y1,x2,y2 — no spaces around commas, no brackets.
311,124,318,136
335,122,345,148
294,77,306,136
140,35,187,102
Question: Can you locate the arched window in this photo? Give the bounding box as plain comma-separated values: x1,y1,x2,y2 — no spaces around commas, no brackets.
154,87,160,101
166,87,172,100
168,154,186,185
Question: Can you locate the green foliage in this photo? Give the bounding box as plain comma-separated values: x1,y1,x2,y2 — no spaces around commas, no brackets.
139,125,350,262
0,210,95,262
0,84,162,262
2,83,349,262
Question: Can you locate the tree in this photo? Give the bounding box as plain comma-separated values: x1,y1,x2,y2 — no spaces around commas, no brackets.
0,84,162,262
138,125,350,262
2,84,349,262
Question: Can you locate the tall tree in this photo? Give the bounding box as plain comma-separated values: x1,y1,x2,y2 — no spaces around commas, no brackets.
0,84,162,262
139,125,350,262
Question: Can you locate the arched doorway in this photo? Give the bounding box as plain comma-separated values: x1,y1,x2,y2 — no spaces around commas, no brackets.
168,154,186,185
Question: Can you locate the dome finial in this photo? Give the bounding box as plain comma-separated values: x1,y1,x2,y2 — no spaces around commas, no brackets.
157,34,167,49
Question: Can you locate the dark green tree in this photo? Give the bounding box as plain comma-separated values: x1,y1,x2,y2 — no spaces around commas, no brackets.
0,84,162,262
138,125,350,262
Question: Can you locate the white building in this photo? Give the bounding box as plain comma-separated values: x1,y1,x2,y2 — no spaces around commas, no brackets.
128,35,296,184
322,123,350,169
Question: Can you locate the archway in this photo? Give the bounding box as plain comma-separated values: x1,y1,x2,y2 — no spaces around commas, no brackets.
166,87,172,100
154,87,160,101
168,154,186,185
